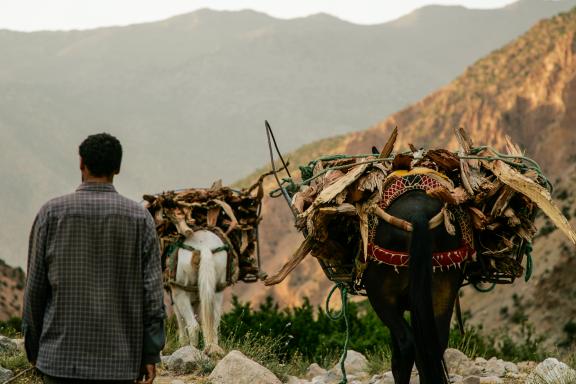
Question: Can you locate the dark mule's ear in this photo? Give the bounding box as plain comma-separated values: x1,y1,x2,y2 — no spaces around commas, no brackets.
371,146,380,155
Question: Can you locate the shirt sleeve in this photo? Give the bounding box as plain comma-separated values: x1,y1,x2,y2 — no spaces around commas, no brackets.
22,210,50,363
141,213,166,364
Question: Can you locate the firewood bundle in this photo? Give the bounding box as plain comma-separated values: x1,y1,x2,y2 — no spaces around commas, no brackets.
265,127,576,292
143,178,266,283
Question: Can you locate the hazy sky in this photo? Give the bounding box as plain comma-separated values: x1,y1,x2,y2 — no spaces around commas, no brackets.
0,0,522,31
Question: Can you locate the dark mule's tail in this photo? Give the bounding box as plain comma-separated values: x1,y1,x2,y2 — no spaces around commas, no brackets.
409,213,450,384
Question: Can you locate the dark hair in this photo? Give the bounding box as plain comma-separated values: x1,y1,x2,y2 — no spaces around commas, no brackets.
79,133,123,177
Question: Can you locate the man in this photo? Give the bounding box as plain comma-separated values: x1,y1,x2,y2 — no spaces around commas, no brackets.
23,133,165,384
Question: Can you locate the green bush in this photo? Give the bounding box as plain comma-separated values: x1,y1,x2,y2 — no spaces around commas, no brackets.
220,295,553,368
0,316,22,337
219,295,391,364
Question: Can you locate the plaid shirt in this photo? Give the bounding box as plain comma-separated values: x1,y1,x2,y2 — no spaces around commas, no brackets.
23,182,165,380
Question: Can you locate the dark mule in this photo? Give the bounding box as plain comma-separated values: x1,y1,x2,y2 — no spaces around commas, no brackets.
363,189,464,384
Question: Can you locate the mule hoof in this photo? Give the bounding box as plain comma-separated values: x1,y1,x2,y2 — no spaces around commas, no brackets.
204,344,225,358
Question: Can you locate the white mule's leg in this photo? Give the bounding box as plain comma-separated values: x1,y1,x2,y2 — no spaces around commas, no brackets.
172,289,200,347
203,291,225,357
172,295,189,345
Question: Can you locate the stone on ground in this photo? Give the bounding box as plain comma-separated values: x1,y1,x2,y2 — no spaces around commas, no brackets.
208,350,282,384
330,350,368,376
0,367,14,382
163,346,209,374
0,336,18,353
525,358,576,383
306,362,327,379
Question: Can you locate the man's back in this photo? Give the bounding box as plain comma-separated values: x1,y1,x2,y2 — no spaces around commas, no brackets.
24,182,164,380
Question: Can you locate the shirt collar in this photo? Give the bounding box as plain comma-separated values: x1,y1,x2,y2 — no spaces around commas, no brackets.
76,182,117,193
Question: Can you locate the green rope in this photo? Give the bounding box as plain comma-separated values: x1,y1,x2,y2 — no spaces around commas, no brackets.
524,242,533,282
473,281,496,292
165,242,179,277
174,241,229,254
325,283,350,384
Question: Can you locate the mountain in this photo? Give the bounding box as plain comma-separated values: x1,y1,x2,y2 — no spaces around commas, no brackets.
231,6,576,348
2,0,576,273
0,260,24,321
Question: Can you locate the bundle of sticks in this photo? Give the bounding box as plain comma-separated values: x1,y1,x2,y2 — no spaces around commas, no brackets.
265,127,576,291
143,177,267,283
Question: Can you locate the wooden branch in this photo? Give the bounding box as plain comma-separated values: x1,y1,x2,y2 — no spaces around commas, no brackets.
264,237,313,286
165,208,194,236
303,162,370,217
490,186,514,217
504,135,523,157
212,199,239,234
379,126,398,158
427,186,470,205
426,149,460,172
318,203,357,216
481,159,576,245
468,206,488,230
207,206,221,227
392,153,413,171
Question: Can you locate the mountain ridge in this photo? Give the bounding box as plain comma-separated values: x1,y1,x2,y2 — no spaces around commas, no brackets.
2,2,576,322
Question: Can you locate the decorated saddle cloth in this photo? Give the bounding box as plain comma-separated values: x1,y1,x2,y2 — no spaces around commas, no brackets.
367,168,475,270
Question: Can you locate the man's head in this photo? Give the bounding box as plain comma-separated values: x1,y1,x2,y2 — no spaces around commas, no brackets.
79,133,122,181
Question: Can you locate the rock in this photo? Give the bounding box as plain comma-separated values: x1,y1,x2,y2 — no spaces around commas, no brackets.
484,358,506,377
331,350,369,376
445,349,479,376
170,380,185,384
0,367,14,382
209,350,282,384
373,371,395,384
445,349,469,367
479,377,503,383
502,361,518,374
462,376,480,384
525,358,576,384
475,357,487,364
306,363,327,379
11,338,25,352
286,375,307,384
449,374,464,383
0,336,18,353
460,364,482,377
163,346,209,374
312,370,350,384
517,361,537,372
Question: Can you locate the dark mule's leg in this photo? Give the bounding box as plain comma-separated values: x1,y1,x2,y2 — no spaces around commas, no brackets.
365,264,414,384
432,269,463,352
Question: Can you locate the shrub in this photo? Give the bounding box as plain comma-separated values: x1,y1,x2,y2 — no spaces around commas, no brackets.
219,295,392,364
0,317,22,337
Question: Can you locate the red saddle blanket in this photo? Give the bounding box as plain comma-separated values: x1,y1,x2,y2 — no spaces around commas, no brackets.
367,242,473,269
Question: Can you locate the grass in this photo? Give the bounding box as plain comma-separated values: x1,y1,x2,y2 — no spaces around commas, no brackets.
365,346,392,375
219,331,315,380
162,314,181,355
0,350,41,384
